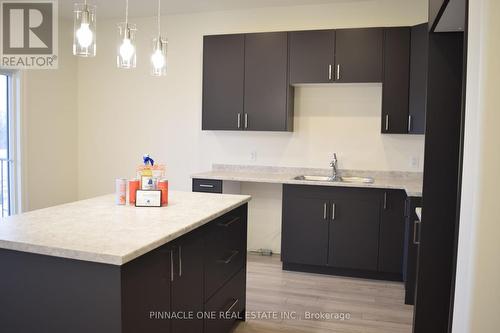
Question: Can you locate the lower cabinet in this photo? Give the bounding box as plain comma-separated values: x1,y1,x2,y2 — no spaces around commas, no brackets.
403,196,422,304
327,191,380,271
282,185,406,280
121,204,247,333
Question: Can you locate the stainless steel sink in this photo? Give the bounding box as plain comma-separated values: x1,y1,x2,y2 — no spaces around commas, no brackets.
294,175,333,182
294,175,374,184
340,176,374,184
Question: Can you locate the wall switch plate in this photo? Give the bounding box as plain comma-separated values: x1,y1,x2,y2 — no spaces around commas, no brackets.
250,151,257,162
410,156,420,168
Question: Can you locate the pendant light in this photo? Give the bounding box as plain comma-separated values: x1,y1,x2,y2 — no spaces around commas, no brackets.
117,0,137,69
151,0,168,76
73,0,96,57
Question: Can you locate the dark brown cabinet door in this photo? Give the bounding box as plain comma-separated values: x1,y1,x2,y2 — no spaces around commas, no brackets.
403,196,422,305
382,27,411,134
282,188,329,266
202,34,244,130
289,30,335,84
408,23,428,135
244,32,292,131
378,190,406,275
327,190,380,271
334,28,383,83
122,247,172,333
171,233,205,333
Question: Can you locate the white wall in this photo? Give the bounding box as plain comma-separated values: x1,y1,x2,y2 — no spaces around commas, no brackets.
453,0,500,331
21,18,78,211
77,0,427,199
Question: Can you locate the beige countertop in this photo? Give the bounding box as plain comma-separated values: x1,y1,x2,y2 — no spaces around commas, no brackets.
0,191,251,266
192,164,423,197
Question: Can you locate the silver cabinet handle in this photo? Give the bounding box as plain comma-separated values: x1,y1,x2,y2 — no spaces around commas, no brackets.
331,203,336,221
413,220,421,245
199,184,214,188
323,202,328,220
170,250,174,282
218,216,240,227
383,192,388,210
244,113,248,129
178,245,182,277
328,64,333,81
385,114,389,131
237,113,241,129
408,115,413,132
336,64,340,80
226,299,239,313
217,250,239,264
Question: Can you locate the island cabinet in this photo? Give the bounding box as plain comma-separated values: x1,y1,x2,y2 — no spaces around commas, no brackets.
123,204,247,333
0,203,248,333
282,185,406,280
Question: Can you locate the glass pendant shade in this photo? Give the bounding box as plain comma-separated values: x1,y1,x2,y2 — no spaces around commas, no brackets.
117,23,137,69
73,3,96,57
151,37,167,76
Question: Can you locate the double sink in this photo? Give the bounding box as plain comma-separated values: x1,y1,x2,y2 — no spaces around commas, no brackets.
294,175,374,184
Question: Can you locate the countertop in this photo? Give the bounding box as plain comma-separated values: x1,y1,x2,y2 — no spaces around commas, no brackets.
192,164,423,197
0,191,251,266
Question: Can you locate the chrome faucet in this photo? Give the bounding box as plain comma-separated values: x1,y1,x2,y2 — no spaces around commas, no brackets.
330,153,339,181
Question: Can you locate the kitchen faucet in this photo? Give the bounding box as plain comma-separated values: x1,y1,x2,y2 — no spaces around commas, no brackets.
330,153,339,181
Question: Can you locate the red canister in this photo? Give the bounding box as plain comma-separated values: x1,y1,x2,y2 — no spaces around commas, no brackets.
128,179,140,205
157,179,169,206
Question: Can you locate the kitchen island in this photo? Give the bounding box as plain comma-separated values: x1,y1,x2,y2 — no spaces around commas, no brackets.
0,191,251,333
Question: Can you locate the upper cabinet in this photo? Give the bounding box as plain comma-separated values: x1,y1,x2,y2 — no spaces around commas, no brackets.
202,33,293,132
408,23,429,134
289,30,335,84
202,35,244,131
202,25,427,133
244,32,293,131
381,24,428,134
289,28,383,84
335,28,383,83
382,27,411,134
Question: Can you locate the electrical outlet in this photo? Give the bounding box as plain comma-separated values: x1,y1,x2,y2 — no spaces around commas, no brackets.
410,156,419,168
250,151,257,162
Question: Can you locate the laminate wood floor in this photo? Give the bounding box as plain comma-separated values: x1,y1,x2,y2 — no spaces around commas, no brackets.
234,254,414,333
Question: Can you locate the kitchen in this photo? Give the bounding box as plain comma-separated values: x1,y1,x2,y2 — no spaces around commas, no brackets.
0,0,498,333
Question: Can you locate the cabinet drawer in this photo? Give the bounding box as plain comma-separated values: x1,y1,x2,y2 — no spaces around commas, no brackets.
204,269,246,333
204,206,247,300
192,179,223,193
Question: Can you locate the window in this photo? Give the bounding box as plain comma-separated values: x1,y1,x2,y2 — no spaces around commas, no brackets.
0,74,12,217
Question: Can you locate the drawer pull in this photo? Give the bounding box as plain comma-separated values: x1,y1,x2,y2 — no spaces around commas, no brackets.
170,250,174,282
413,220,421,245
199,184,215,188
217,250,239,264
218,216,240,228
225,298,239,313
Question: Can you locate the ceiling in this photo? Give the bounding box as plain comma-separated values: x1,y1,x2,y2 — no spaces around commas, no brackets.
58,0,365,19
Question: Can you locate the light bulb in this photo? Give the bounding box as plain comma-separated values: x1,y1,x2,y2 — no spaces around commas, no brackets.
76,23,93,48
119,38,135,61
151,49,165,69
